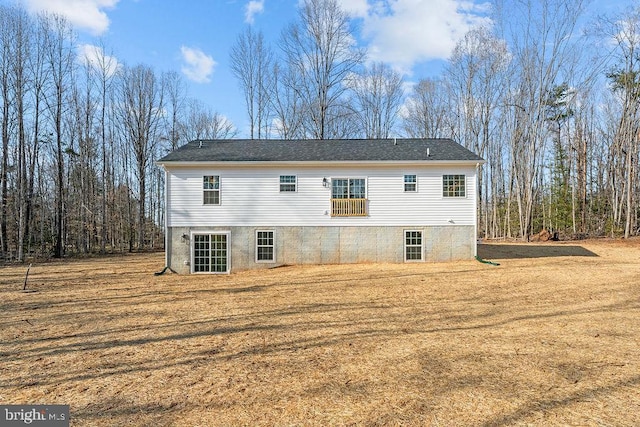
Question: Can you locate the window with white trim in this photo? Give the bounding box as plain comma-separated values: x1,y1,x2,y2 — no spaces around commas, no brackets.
203,175,220,205
442,174,466,197
330,178,367,216
256,230,275,262
193,233,228,273
405,230,423,261
279,175,297,192
331,178,366,199
404,174,417,192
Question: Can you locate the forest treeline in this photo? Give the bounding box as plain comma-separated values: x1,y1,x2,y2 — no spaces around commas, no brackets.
1,0,639,261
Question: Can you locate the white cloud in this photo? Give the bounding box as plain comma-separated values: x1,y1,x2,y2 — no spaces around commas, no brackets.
360,0,492,74
180,46,216,84
341,0,369,18
23,0,119,35
77,44,122,77
245,0,265,24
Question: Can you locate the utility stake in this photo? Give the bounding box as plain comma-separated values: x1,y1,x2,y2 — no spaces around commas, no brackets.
23,263,32,291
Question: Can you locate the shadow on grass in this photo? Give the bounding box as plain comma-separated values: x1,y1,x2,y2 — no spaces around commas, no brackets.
478,243,598,260
3,296,636,385
482,374,640,427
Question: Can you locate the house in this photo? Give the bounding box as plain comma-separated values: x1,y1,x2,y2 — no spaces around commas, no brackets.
157,138,484,274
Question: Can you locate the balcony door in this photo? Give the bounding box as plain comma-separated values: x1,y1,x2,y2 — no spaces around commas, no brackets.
331,178,367,216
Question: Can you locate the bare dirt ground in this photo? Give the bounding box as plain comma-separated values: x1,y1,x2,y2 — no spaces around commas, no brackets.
1,239,639,426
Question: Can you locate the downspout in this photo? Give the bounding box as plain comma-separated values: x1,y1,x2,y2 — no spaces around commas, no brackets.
474,162,480,257
155,166,175,275
164,167,169,268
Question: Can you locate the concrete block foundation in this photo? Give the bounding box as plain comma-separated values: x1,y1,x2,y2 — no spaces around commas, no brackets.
167,225,476,274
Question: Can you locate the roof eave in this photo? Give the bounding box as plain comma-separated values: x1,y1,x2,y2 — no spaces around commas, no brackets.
156,159,486,168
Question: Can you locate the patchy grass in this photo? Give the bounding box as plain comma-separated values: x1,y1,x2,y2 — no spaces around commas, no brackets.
1,239,639,426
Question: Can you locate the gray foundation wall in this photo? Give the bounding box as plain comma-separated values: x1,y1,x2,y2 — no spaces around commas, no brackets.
167,225,475,274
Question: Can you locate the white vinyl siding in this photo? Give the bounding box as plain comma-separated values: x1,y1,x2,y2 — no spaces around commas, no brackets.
166,165,477,228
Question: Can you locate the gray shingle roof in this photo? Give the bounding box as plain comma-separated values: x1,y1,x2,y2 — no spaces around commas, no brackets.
157,138,484,163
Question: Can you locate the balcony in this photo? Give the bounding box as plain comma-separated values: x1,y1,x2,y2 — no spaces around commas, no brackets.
331,198,368,217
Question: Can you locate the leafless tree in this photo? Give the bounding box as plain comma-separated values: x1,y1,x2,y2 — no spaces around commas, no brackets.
279,0,365,139
86,41,119,252
115,64,164,250
42,13,75,258
8,7,32,261
180,99,237,141
2,0,640,262
25,14,50,256
402,78,452,138
68,56,101,253
347,62,404,139
270,62,306,139
0,6,13,258
446,26,509,238
163,70,186,150
600,7,640,238
494,0,587,240
230,27,273,139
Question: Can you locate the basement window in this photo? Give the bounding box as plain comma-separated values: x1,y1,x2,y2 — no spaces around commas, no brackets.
256,230,275,262
404,230,423,261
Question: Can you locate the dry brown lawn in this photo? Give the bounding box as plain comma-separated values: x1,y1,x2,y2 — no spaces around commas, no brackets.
1,239,639,426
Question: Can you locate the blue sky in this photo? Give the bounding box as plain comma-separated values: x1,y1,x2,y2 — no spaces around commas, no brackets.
2,0,632,137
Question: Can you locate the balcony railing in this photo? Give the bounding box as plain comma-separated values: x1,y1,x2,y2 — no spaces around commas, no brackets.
331,198,368,217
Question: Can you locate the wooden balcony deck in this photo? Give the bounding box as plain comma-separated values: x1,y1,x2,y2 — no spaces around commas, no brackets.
331,198,367,217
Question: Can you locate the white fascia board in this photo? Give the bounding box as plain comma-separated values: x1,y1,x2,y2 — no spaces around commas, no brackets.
157,159,485,169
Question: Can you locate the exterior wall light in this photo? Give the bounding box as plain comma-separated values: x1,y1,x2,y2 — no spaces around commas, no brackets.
323,177,329,187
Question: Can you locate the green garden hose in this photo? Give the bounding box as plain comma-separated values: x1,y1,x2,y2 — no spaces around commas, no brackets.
475,255,500,266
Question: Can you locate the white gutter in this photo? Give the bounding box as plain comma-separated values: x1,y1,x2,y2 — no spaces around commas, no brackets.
156,159,487,168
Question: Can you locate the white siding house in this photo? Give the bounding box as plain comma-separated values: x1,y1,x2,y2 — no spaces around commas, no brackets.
157,138,484,273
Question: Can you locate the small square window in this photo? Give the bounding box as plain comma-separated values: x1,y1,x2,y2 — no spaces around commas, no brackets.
404,175,417,192
443,174,465,197
280,175,296,192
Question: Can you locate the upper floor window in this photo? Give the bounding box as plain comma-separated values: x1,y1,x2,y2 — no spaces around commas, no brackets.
443,174,465,197
331,178,367,216
279,175,297,192
404,174,417,192
203,175,220,205
332,178,366,199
